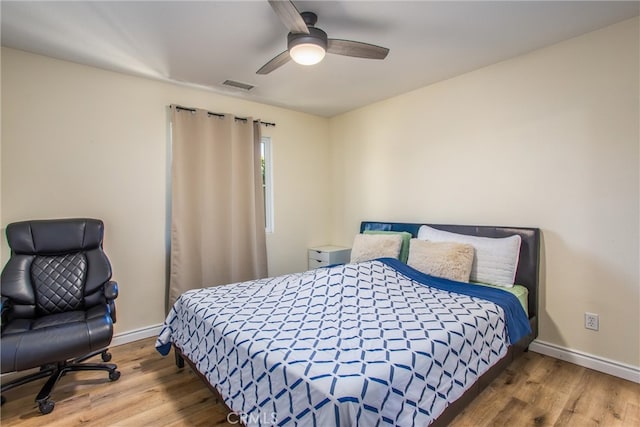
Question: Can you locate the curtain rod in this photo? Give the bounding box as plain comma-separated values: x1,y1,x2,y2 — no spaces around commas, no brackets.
173,105,276,127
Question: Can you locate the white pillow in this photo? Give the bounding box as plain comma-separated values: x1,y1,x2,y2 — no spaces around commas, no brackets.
417,225,521,288
407,239,475,283
350,233,403,263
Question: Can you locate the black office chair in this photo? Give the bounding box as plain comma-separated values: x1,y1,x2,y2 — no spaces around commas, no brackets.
0,218,120,414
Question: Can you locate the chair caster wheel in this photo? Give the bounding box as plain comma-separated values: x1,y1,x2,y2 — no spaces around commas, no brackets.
38,399,55,414
101,351,112,362
109,370,121,381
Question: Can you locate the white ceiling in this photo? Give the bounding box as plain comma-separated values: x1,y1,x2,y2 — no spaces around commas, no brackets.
2,1,638,117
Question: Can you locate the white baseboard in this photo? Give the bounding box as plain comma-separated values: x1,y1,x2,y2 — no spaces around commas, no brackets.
529,339,640,383
114,331,640,384
6,328,638,385
111,324,163,347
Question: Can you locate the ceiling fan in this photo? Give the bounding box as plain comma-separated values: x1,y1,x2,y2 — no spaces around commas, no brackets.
257,0,390,74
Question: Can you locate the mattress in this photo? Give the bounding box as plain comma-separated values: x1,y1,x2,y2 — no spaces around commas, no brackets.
156,258,530,426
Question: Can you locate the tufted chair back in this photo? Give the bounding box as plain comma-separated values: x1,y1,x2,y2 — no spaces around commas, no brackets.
1,218,113,321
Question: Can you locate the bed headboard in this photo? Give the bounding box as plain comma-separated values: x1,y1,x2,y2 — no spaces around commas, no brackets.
360,221,540,337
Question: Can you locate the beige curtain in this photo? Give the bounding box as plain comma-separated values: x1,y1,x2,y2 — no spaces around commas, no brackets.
168,106,268,309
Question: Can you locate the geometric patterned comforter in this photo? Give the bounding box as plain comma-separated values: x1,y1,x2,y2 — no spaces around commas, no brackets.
156,259,529,426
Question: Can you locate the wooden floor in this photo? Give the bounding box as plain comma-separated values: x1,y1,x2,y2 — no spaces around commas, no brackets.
1,337,638,426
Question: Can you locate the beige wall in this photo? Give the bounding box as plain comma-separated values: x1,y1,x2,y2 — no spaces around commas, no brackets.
2,16,638,370
329,17,639,367
1,47,331,335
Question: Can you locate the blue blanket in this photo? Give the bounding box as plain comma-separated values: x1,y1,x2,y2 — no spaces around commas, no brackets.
379,257,531,345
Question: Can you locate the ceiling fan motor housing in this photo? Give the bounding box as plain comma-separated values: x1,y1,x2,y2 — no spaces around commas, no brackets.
288,27,328,51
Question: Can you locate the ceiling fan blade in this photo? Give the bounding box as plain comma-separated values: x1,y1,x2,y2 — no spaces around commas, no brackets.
327,39,389,60
257,50,291,74
268,0,309,34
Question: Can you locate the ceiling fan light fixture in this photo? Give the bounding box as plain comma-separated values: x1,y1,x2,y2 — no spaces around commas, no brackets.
290,43,325,65
258,4,389,75
287,27,328,66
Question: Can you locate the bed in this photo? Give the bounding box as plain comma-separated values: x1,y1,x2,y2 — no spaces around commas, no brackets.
156,222,540,426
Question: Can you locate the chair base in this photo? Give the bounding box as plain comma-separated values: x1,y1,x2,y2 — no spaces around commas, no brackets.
1,349,120,415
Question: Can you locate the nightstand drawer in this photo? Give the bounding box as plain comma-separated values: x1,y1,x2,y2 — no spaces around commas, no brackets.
308,258,330,269
308,249,331,262
307,245,351,269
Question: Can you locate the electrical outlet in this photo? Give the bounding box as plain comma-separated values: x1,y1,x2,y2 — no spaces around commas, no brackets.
585,312,599,331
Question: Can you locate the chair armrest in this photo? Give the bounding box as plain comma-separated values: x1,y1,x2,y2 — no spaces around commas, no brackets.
1,296,12,330
104,281,118,300
104,281,118,323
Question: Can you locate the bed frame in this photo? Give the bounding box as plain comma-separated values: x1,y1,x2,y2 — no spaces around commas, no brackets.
173,221,541,426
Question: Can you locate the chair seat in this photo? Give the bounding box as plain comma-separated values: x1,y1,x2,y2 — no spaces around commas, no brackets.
1,305,113,373
1,218,120,414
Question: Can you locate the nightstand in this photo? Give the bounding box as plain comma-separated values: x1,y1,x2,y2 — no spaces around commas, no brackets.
308,245,351,269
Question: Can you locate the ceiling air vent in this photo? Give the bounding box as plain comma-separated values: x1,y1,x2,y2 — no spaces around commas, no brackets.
222,80,254,91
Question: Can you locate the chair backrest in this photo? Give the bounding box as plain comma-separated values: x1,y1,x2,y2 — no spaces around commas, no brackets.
1,218,112,319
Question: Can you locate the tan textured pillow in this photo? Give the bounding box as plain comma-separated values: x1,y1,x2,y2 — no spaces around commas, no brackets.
350,233,403,263
407,239,475,282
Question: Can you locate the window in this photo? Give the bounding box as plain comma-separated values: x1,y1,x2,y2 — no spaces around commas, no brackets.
261,137,274,232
